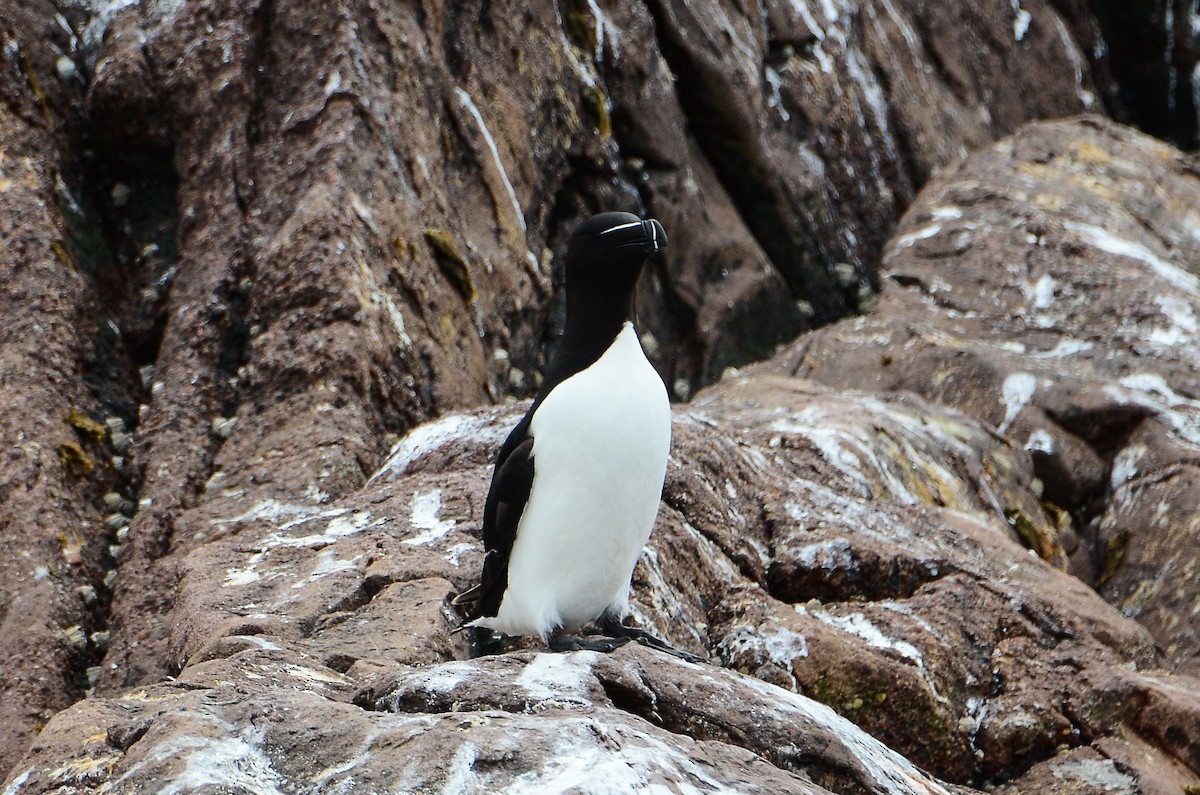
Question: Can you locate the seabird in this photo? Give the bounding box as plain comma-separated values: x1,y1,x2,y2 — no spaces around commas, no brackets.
455,211,702,662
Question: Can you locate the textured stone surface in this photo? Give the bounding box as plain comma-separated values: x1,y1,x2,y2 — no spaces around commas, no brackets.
4,0,1200,791
0,0,1107,773
0,0,125,768
7,378,1198,792
7,644,967,795
761,115,1200,677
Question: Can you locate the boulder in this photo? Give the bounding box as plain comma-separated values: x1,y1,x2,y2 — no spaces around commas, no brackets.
760,115,1200,675
8,643,967,794
8,379,1199,791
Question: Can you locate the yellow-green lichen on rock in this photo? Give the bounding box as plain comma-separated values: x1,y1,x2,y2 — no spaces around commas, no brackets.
423,226,476,303
65,408,107,441
57,441,93,478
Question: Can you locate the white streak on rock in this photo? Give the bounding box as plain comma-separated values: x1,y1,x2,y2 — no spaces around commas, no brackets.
929,206,963,221
441,743,481,795
845,46,895,161
1114,374,1200,447
792,539,856,572
892,224,943,249
211,500,350,531
403,661,475,695
1051,13,1095,107
404,489,457,546
371,412,506,482
1011,0,1032,41
121,724,286,795
789,0,835,72
1110,445,1145,490
514,652,598,705
374,291,413,349
1032,273,1056,310
1149,294,1199,346
293,549,362,587
454,87,526,233
584,0,618,62
765,66,790,122
718,624,809,689
802,607,949,705
736,674,953,794
635,546,702,644
504,717,729,794
1065,221,1200,295
999,372,1037,432
807,608,922,663
1029,338,1092,358
444,542,475,568
1049,756,1137,791
1025,428,1055,454
2,770,31,795
222,511,375,587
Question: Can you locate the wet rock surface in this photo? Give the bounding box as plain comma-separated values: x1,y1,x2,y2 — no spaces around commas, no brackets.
1068,0,1200,150
3,0,1200,792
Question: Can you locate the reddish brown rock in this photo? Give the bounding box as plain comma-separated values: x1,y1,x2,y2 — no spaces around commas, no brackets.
3,0,1199,789
0,0,129,768
0,1,1113,771
8,378,1200,791
760,116,1200,677
7,644,962,794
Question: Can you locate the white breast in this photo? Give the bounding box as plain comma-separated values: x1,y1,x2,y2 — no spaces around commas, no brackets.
477,322,670,640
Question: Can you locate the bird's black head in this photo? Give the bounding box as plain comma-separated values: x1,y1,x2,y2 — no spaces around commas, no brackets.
564,212,668,292
541,212,668,394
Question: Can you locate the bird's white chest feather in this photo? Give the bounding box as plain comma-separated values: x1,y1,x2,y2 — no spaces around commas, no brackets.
484,323,670,639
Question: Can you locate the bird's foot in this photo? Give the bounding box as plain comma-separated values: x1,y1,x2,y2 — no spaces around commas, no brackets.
548,633,631,653
599,617,707,664
464,626,510,658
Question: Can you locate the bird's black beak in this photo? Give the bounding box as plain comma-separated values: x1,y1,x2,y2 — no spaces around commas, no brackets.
643,218,667,255
599,216,668,256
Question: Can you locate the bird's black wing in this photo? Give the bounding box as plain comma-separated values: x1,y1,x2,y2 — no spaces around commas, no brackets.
457,414,536,620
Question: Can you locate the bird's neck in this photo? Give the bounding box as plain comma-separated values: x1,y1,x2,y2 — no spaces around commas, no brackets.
540,287,636,399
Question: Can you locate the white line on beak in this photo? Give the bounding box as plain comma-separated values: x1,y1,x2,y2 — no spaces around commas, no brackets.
598,221,643,236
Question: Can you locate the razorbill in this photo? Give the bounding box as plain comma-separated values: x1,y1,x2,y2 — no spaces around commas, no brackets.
455,211,702,662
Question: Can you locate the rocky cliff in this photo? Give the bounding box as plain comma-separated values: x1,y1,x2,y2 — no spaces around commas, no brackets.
2,0,1199,792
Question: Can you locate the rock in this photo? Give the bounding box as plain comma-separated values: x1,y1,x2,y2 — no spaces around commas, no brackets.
760,115,1200,676
627,0,1098,378
993,743,1179,795
0,2,1111,769
3,0,1200,790
9,378,1200,791
1061,0,1200,149
0,0,127,770
7,644,961,794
